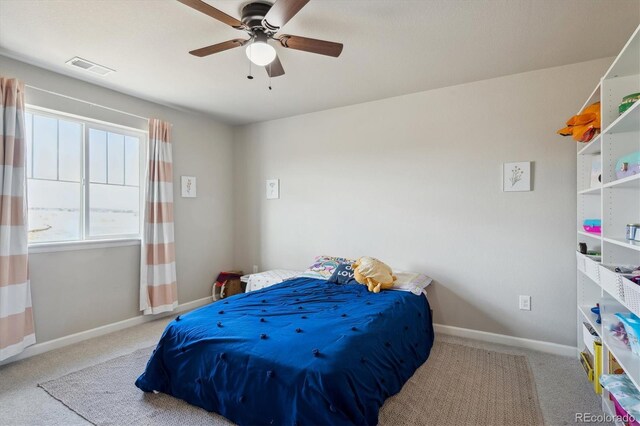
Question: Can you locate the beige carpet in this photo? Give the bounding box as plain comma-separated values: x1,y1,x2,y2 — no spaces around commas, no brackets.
38,341,543,426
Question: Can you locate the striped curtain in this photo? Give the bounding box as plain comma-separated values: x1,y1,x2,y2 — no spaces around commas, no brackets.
140,119,177,315
0,77,35,361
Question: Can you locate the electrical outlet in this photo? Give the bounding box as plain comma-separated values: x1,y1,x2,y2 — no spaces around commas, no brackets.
252,265,258,273
519,295,531,311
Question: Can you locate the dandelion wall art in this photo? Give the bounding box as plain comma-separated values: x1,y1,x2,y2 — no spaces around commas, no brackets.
503,162,531,192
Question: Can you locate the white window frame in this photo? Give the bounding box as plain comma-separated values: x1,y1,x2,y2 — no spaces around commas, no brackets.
26,105,147,252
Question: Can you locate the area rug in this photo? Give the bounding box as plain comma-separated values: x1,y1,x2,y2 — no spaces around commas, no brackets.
38,341,544,426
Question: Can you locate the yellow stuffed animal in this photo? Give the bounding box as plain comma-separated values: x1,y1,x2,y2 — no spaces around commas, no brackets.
352,257,396,293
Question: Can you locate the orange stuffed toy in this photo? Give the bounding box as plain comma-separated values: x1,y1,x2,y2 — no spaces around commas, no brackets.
557,102,601,143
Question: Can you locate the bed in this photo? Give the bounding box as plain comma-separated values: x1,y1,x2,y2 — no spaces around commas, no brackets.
135,276,434,426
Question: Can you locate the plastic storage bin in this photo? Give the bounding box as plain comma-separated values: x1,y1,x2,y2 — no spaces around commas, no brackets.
616,312,640,356
612,394,640,426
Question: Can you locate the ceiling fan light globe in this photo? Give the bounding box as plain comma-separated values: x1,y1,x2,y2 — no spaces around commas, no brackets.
246,42,276,66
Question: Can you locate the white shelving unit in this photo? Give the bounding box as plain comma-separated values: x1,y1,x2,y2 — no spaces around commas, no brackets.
576,24,640,419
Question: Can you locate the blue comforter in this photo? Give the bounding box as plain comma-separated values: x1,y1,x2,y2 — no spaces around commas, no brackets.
135,277,434,426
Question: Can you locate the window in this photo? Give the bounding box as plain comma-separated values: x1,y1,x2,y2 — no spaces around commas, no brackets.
25,108,145,244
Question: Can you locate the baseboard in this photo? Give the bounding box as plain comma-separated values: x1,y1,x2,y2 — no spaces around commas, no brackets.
0,296,213,366
434,323,577,357
2,302,575,366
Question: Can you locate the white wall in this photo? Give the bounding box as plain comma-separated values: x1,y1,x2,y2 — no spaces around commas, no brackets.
0,53,613,348
233,58,612,347
1,55,235,343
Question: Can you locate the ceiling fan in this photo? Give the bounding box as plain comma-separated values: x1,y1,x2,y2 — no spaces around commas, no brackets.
177,0,344,78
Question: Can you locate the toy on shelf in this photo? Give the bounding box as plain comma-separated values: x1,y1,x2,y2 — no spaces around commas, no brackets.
619,93,640,115
625,274,640,285
579,322,603,395
583,219,602,234
615,313,640,355
578,242,601,256
626,224,640,243
580,343,603,394
609,320,630,348
557,102,601,143
613,266,639,274
580,351,595,382
615,151,640,180
627,266,640,284
608,265,640,285
609,352,624,375
591,304,602,324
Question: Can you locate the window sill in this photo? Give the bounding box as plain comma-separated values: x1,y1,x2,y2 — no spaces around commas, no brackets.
28,238,141,254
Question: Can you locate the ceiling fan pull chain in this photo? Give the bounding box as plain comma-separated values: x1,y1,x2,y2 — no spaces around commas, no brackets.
247,49,254,80
268,63,272,90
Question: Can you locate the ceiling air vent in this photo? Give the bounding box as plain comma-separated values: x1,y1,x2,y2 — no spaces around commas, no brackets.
65,57,115,76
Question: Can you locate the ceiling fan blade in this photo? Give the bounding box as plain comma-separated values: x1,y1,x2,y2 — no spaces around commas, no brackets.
266,55,285,77
177,0,244,29
278,35,343,57
262,0,310,31
189,39,249,57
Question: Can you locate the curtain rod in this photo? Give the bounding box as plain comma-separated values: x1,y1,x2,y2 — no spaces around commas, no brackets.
25,84,150,122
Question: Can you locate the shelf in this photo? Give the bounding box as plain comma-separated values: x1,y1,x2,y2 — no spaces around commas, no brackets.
603,237,640,252
578,186,602,195
602,100,640,135
578,230,602,240
577,134,602,156
604,173,640,189
579,305,602,337
576,24,640,413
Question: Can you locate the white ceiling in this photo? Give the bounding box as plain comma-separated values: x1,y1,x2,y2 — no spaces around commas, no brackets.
0,0,638,125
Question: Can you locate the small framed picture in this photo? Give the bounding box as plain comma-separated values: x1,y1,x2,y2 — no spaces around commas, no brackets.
503,162,531,192
181,176,197,198
266,179,279,199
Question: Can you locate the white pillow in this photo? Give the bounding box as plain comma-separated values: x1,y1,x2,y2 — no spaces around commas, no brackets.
244,270,302,292
392,271,433,295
